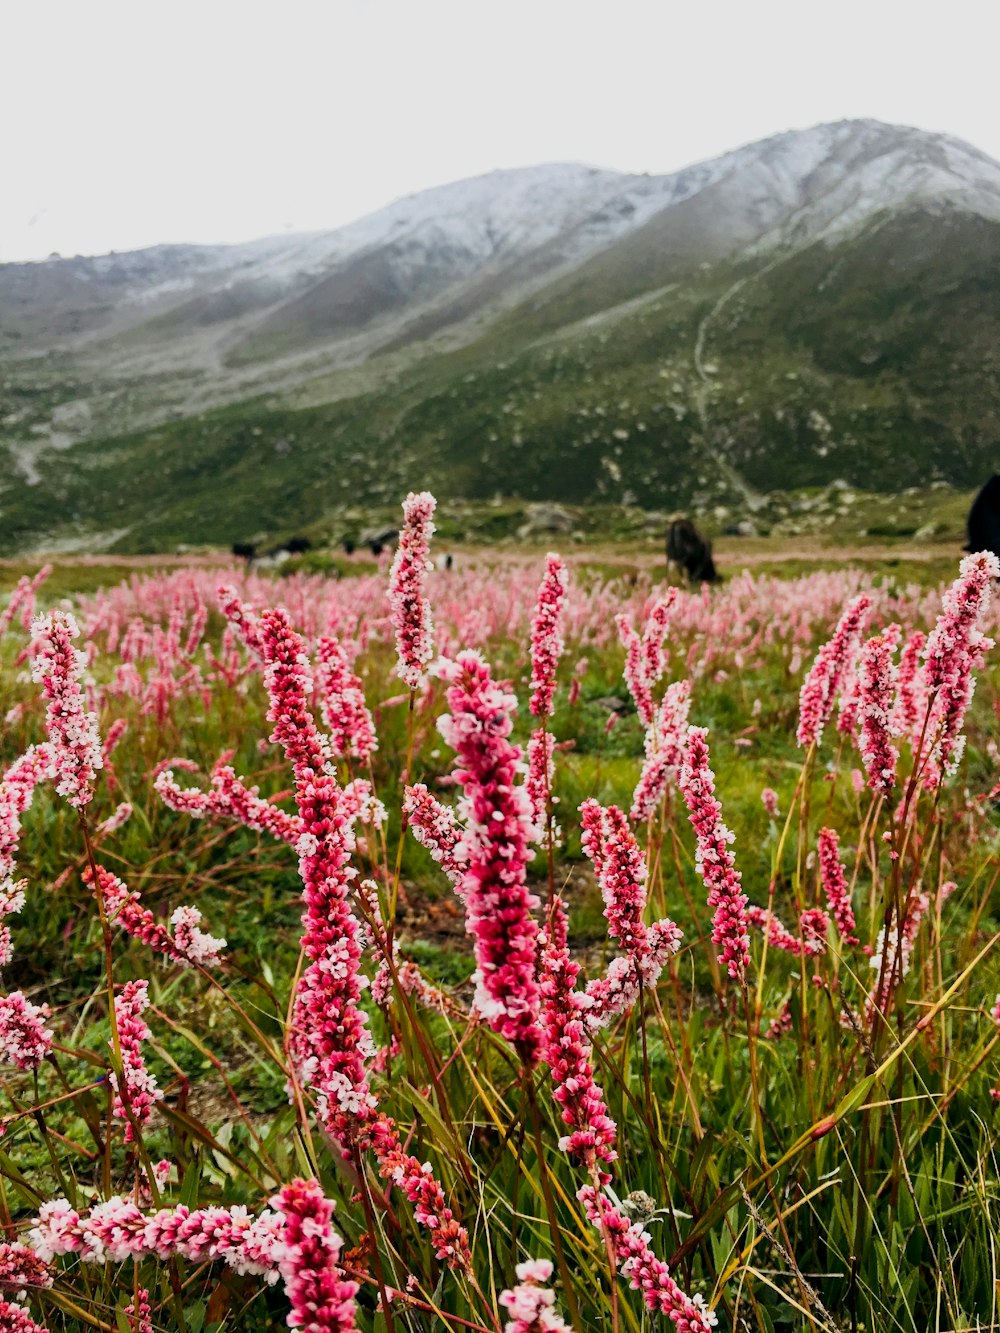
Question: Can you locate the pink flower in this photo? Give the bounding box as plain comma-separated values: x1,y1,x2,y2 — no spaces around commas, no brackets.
857,630,899,796
402,784,467,886
30,610,104,809
760,787,779,819
578,1187,716,1330
96,802,133,837
616,593,677,728
818,827,857,945
631,680,692,823
678,728,750,982
764,1004,793,1040
84,864,226,968
796,595,871,749
0,992,53,1071
273,1180,358,1332
1,745,54,925
529,553,567,718
0,1297,50,1333
388,491,437,688
314,636,378,762
0,1241,51,1291
256,608,376,1148
208,764,303,844
216,585,262,656
920,551,999,780
368,1128,471,1268
525,729,556,832
110,980,161,1142
125,1286,152,1333
437,651,542,1063
579,802,649,960
540,898,617,1172
28,1195,285,1280
584,921,683,1028
156,761,302,846
746,905,828,956
892,631,927,741
499,1257,570,1332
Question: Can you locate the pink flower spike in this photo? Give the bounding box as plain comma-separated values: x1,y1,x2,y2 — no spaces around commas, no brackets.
0,1240,52,1291
96,802,133,837
616,614,654,727
920,550,999,780
540,897,617,1172
631,679,692,823
818,827,858,945
678,727,750,983
403,784,468,886
529,553,567,718
0,992,53,1071
1,745,54,917
0,1297,50,1333
525,729,556,833
388,491,437,688
640,590,678,684
256,608,378,1151
580,802,649,959
84,864,225,968
30,610,104,809
216,585,262,656
125,1285,153,1333
578,1187,716,1330
273,1179,358,1332
857,630,899,797
499,1256,570,1332
437,651,542,1063
314,635,378,762
796,594,871,749
110,980,161,1142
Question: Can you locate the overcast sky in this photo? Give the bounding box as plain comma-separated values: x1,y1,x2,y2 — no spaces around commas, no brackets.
4,0,1000,262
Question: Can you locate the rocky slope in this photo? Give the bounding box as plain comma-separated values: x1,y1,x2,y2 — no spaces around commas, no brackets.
2,118,999,553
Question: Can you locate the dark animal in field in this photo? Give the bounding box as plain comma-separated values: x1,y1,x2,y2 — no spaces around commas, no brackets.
285,536,312,555
369,540,384,557
231,543,256,563
966,475,1000,562
342,539,356,556
666,519,718,584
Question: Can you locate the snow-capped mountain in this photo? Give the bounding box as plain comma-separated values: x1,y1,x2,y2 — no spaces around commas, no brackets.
3,118,1000,553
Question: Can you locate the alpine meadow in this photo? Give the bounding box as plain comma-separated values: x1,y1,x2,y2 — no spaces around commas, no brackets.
1,493,999,1331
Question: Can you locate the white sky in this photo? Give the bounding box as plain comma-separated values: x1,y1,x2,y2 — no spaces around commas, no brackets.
4,0,1000,262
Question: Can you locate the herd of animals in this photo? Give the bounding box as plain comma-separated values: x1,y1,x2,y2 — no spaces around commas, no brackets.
231,474,1000,585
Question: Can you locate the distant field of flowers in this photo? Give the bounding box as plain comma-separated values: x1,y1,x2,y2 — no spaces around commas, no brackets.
1,494,999,1333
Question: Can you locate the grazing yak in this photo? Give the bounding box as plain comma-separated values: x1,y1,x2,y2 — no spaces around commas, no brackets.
231,542,256,564
967,475,1000,562
666,518,718,585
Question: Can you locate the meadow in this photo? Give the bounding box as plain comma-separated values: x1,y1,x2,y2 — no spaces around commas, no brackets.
0,498,998,1333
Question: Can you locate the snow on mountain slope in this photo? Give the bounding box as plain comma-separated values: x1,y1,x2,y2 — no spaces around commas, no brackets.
4,118,1000,462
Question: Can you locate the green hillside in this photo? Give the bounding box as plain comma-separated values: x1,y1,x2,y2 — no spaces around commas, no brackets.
1,201,999,555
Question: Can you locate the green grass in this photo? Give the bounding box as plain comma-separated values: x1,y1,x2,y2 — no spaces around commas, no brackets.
2,549,1000,1330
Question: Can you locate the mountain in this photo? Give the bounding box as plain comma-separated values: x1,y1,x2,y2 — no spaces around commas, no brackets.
2,118,1000,553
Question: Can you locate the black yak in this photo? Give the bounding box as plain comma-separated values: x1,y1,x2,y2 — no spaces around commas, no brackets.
967,475,1000,562
231,542,256,564
666,519,718,584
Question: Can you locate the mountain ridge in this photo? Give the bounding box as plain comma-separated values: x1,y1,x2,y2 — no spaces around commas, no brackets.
2,117,999,553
